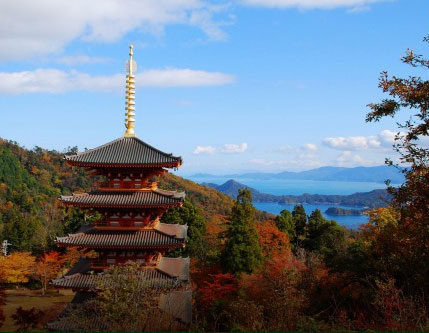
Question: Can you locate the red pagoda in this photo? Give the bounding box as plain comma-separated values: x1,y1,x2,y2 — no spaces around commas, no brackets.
48,46,191,330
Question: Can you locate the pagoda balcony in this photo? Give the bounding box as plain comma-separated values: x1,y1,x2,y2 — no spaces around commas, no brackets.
97,180,158,191
90,254,161,270
94,218,157,230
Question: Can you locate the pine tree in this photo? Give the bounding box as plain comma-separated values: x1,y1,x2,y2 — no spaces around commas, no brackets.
275,209,295,240
221,189,262,275
291,205,307,247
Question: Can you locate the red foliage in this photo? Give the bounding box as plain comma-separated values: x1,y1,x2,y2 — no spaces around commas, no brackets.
198,273,239,309
12,306,44,332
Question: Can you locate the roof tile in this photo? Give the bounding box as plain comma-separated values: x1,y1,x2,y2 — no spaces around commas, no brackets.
65,136,182,167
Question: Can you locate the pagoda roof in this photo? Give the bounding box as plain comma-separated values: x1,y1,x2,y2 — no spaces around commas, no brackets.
64,136,182,168
60,189,185,208
51,256,190,289
56,223,188,249
51,268,180,290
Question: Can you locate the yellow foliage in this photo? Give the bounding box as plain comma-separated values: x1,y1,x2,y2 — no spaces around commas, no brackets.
0,183,6,194
30,166,39,175
365,207,400,228
0,252,36,284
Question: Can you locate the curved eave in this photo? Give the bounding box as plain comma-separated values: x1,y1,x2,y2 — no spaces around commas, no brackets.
59,201,183,209
65,160,182,169
55,242,185,249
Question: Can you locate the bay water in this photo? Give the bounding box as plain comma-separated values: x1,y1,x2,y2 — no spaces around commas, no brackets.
189,177,392,229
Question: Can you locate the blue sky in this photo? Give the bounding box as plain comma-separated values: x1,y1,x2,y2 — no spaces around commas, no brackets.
0,0,428,175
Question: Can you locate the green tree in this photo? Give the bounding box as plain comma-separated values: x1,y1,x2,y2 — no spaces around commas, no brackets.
161,200,206,258
291,205,307,246
221,189,262,275
275,209,295,240
305,209,346,262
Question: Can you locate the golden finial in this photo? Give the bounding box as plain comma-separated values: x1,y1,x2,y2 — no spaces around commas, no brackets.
124,44,137,137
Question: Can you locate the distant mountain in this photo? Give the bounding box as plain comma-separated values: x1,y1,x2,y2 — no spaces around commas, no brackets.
204,179,391,208
193,166,405,184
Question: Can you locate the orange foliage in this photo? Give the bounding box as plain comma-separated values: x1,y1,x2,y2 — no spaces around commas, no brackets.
257,221,291,259
0,252,35,284
34,251,64,295
61,248,96,270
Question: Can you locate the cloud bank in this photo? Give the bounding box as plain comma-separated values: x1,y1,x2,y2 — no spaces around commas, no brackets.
0,68,235,94
322,130,399,151
193,142,248,155
0,0,227,61
241,0,385,9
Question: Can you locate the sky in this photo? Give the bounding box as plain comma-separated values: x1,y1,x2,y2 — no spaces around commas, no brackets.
0,0,428,175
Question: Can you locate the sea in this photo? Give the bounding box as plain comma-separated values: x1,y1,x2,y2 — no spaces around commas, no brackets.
188,177,393,229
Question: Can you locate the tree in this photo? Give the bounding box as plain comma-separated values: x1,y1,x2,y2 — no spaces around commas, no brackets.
0,252,35,284
221,189,262,275
366,36,429,296
12,307,44,332
257,221,291,260
33,251,63,295
275,209,295,240
292,205,307,246
161,200,206,258
305,209,346,263
69,262,172,332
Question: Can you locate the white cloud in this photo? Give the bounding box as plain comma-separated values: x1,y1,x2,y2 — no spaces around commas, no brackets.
140,68,235,87
323,130,418,152
378,129,399,145
302,143,318,151
193,145,216,154
0,68,235,94
323,135,381,150
57,54,110,65
221,142,248,153
336,151,378,167
0,0,228,61
241,0,384,9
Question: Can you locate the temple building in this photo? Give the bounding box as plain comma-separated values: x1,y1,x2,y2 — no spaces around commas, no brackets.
48,46,191,331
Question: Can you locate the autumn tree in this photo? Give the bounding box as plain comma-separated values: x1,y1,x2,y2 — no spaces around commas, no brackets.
33,251,63,295
0,252,35,284
366,36,429,296
12,307,44,332
257,221,291,260
221,189,262,275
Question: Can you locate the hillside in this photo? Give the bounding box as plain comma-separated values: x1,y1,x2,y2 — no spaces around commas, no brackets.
193,165,405,184
205,179,391,208
0,139,272,252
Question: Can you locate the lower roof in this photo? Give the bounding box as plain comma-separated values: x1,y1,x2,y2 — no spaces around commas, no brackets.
56,223,188,249
51,256,190,290
60,189,185,208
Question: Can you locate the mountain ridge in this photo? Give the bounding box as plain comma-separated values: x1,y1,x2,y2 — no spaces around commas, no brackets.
204,179,391,208
192,165,405,184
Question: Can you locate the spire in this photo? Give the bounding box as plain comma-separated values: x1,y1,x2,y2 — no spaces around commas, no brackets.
124,44,137,137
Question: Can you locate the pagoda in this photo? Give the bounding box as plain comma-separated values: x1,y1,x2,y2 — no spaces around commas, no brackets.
48,46,191,330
